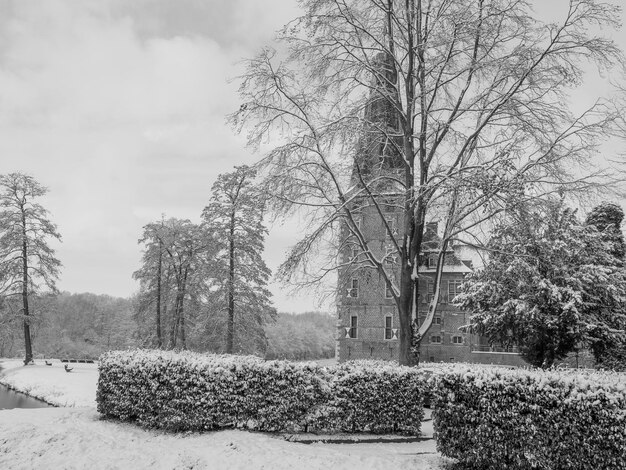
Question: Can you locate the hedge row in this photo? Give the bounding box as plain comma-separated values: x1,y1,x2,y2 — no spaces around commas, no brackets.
431,366,626,470
97,350,426,434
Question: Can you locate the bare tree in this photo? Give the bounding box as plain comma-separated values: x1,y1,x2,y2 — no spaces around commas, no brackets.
232,0,624,365
0,173,61,364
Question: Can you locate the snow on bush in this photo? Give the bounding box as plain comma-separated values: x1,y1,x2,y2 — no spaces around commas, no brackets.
321,360,425,435
431,365,626,469
97,351,427,435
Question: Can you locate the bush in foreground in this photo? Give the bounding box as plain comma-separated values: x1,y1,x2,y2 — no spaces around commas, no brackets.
97,351,426,434
323,361,425,434
431,366,626,470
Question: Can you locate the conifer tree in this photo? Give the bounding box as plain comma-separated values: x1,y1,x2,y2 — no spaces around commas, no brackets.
201,166,276,354
134,217,204,349
456,201,626,367
0,173,61,364
585,202,626,369
585,202,625,261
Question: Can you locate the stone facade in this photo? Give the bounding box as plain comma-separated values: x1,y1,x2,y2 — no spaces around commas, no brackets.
335,219,528,365
334,51,526,366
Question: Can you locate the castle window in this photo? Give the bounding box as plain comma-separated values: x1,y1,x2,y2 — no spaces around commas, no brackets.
385,282,393,298
348,278,359,298
384,315,393,339
427,256,437,268
384,250,398,266
448,280,463,302
384,218,395,239
452,336,464,344
434,317,442,325
430,335,442,344
439,280,448,304
349,315,358,338
427,281,434,303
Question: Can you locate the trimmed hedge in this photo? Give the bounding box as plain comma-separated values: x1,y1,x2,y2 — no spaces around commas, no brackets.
431,366,626,470
324,360,425,434
97,351,426,434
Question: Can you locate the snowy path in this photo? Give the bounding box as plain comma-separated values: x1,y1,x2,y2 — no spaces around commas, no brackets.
0,359,452,470
0,407,447,470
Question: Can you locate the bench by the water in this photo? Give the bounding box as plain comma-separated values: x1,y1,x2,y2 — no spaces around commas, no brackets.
60,359,95,364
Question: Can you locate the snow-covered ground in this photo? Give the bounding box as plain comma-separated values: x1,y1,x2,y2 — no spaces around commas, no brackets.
0,359,97,407
0,358,452,470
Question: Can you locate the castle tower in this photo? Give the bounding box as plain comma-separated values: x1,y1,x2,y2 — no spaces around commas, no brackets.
335,53,524,366
336,51,405,362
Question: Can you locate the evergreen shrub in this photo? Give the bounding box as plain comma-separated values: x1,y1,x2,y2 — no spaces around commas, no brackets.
321,360,425,434
97,350,427,434
431,366,626,470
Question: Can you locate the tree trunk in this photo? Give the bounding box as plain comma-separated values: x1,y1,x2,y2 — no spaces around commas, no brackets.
21,210,33,365
398,202,426,366
398,266,414,366
179,267,188,350
169,294,179,349
155,239,163,348
226,211,236,354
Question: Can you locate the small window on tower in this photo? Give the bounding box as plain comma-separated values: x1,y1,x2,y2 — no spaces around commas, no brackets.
448,280,463,302
385,283,393,298
348,278,359,298
349,315,358,339
384,316,393,340
427,281,434,303
384,218,395,239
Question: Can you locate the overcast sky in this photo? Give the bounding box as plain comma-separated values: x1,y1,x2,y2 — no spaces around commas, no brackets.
0,0,624,313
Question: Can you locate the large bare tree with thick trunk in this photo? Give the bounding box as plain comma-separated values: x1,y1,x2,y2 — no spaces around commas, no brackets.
232,0,623,365
0,173,61,365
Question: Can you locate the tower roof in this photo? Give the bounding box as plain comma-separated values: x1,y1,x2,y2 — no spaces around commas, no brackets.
351,52,404,185
420,222,473,274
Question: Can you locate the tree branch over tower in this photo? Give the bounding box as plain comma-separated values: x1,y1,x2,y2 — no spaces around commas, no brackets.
232,0,624,365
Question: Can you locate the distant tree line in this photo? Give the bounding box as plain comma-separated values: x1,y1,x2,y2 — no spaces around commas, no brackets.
0,292,134,359
0,289,334,362
0,171,333,362
265,311,335,361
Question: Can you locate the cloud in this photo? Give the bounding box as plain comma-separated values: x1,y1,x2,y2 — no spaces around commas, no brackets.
0,0,319,311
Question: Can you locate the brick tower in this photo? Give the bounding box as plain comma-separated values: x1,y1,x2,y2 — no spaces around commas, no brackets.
335,53,526,366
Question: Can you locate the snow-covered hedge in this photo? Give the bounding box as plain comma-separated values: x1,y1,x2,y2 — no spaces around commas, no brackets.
321,360,425,434
97,351,426,434
431,366,626,469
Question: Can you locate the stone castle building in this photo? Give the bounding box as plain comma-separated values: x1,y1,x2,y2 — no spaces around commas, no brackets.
335,53,525,366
